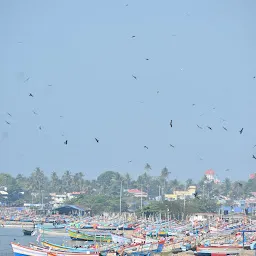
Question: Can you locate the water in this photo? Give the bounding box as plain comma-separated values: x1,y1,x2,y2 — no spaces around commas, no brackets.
0,227,98,255
0,227,70,255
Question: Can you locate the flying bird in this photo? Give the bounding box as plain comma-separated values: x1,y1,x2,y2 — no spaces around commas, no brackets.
145,58,149,61
157,91,159,94
170,120,172,128
238,183,243,187
207,126,212,130
193,191,200,199
253,155,256,160
7,113,12,117
48,84,52,86
24,77,30,83
225,169,230,172
170,144,175,148
131,36,136,38
125,4,128,6
128,160,132,163
239,128,243,134
33,111,38,115
144,146,148,149
197,125,203,129
253,145,256,148
132,75,137,80
39,126,42,130
29,93,34,97
64,140,68,145
192,104,196,106
95,138,99,143
5,121,10,125
222,126,228,131
253,76,255,79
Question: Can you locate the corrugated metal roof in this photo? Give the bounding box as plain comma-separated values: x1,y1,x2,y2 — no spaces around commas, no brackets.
54,205,85,211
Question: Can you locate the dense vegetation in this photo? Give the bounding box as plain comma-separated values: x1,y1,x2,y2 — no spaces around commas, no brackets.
0,166,256,216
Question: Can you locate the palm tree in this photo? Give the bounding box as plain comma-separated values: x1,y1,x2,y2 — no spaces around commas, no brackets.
50,171,60,192
124,173,132,189
62,170,73,192
160,167,170,192
144,163,152,172
186,179,193,188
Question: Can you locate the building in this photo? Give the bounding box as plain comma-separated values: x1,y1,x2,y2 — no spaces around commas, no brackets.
49,192,86,208
165,186,196,200
54,205,85,216
127,189,148,198
205,169,220,184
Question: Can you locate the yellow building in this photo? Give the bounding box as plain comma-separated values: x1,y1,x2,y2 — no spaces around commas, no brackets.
165,186,196,200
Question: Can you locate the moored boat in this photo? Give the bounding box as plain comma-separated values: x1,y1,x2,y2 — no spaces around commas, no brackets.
68,229,112,242
11,242,100,256
22,228,35,236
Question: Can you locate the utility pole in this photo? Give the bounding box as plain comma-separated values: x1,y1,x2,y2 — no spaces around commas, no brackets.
140,184,143,210
183,194,186,220
119,180,123,216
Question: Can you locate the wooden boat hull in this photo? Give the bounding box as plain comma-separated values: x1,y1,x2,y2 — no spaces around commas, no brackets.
11,242,100,256
68,230,112,242
22,229,34,236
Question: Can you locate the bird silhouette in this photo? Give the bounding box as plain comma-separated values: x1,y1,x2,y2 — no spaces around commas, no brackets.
128,160,132,163
197,125,203,129
145,58,149,61
193,192,200,199
253,145,256,148
7,113,12,117
125,4,128,6
33,111,38,115
132,75,137,80
253,76,255,79
5,121,10,125
192,104,196,106
29,93,34,97
222,126,228,131
131,36,136,38
24,77,30,83
95,138,99,143
144,146,148,149
239,128,243,134
225,169,230,172
170,144,175,148
48,84,52,86
64,140,68,145
253,155,256,160
170,120,173,128
39,126,42,130
207,126,212,130
157,91,159,94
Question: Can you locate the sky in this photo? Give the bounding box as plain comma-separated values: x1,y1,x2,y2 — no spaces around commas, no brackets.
1,0,256,182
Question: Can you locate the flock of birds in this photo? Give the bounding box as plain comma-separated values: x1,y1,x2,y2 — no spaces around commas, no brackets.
2,5,256,186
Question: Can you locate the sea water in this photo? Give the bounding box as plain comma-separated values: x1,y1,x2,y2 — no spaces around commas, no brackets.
0,227,81,255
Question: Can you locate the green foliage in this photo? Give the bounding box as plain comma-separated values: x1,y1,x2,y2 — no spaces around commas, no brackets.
1,168,255,215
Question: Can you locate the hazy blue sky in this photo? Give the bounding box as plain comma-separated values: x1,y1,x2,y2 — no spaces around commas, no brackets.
1,0,256,181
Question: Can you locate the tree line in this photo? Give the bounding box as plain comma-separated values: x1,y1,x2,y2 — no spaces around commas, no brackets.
0,165,256,216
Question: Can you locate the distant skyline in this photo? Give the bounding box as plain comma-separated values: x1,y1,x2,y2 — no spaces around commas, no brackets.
1,0,256,182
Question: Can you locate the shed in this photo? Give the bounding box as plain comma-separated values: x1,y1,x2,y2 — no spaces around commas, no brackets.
54,205,85,216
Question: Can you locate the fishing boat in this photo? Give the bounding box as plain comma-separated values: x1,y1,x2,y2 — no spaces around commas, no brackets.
11,242,100,256
68,229,112,242
22,228,35,236
40,241,119,254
